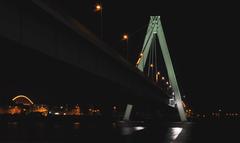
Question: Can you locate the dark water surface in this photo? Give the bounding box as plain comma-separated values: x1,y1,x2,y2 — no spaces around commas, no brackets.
0,120,239,143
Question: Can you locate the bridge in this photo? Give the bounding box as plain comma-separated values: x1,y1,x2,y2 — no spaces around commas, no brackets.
0,0,186,121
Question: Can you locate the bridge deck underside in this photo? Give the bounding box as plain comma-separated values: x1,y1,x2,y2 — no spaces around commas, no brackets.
0,0,169,108
0,37,166,108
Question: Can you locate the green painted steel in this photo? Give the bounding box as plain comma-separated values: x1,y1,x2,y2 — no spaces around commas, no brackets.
137,16,187,121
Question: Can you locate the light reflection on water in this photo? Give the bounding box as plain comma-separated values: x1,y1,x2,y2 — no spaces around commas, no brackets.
7,121,18,125
119,122,192,143
1,121,194,143
121,126,145,135
170,127,183,140
73,122,81,129
134,126,145,131
1,120,238,143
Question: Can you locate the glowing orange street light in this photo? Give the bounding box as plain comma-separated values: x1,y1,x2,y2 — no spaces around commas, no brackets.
122,33,129,60
95,3,103,39
122,34,128,40
95,3,102,12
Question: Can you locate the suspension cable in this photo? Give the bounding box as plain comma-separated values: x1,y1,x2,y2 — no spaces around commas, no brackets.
151,37,155,80
129,24,148,39
147,42,152,77
154,35,158,82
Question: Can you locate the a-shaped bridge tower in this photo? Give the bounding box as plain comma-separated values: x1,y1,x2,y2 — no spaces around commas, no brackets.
124,16,187,121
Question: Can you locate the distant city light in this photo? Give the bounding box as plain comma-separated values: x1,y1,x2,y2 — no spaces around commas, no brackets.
12,95,34,105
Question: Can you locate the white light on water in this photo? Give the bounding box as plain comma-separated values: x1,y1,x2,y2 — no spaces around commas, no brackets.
171,127,183,140
134,126,145,131
121,126,145,135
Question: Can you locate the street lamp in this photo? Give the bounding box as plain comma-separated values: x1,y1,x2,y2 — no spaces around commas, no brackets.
95,2,103,39
95,4,102,12
122,33,129,60
123,34,128,40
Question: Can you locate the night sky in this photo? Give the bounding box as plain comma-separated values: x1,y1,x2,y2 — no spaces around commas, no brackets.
52,0,240,112
1,1,239,112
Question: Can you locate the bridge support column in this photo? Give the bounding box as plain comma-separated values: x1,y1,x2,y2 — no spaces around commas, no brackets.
123,104,133,120
136,16,187,121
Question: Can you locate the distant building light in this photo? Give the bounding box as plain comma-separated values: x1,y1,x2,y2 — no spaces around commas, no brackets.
12,95,34,105
54,112,60,115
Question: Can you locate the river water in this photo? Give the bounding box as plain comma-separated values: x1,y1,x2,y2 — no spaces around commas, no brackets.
0,120,239,143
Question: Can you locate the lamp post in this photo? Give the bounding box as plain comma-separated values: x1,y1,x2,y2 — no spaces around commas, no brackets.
95,2,103,40
122,33,128,60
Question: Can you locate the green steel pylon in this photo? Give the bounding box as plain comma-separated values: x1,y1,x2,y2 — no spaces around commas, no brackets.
140,16,187,121
123,16,187,121
124,16,187,122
